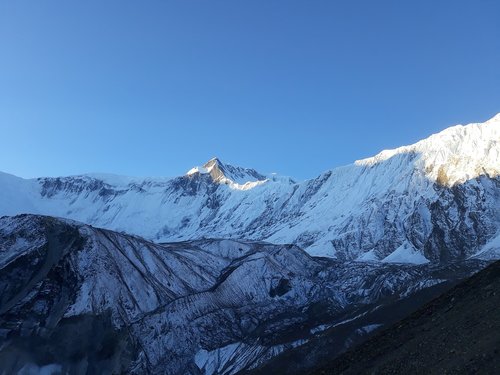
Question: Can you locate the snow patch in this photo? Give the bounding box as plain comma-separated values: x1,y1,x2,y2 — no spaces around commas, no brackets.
358,323,383,334
356,250,379,262
471,232,500,260
186,166,209,176
382,243,429,264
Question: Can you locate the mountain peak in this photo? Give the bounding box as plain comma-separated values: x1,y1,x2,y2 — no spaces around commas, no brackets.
186,157,227,179
203,157,222,167
186,157,268,187
202,157,225,176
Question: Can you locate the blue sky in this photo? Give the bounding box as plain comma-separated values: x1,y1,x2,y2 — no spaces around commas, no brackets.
1,1,499,180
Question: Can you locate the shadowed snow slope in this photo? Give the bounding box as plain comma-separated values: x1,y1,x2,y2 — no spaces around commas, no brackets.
0,114,499,262
0,215,488,374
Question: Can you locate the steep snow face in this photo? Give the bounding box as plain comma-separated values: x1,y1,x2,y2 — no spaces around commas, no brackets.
356,114,500,186
0,115,499,262
0,215,486,374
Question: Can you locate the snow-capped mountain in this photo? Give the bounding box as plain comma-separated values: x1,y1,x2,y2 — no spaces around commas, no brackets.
1,114,499,374
0,214,486,374
0,114,499,263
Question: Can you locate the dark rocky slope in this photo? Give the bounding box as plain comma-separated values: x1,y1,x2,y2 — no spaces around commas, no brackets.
309,260,500,375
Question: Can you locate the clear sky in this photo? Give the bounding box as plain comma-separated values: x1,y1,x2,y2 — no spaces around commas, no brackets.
0,1,499,180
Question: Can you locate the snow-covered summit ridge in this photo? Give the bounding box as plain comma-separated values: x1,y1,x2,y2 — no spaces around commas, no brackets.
355,113,500,186
187,157,269,190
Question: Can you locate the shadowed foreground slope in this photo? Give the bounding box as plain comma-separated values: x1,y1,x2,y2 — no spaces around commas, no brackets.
311,260,500,375
0,214,490,374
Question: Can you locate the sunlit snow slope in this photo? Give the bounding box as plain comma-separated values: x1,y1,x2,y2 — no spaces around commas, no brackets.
1,115,499,262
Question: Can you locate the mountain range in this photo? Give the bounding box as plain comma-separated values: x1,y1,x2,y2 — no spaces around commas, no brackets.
0,114,499,374
1,114,499,262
